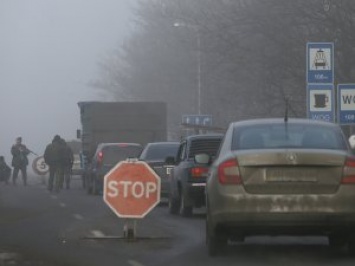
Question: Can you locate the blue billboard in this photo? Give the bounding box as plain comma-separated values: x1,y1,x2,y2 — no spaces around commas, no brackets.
307,42,334,84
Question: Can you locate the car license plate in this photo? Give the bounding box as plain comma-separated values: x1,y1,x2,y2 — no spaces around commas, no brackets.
265,169,318,182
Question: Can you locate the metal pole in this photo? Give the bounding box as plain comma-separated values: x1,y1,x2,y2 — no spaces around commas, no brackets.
197,29,201,115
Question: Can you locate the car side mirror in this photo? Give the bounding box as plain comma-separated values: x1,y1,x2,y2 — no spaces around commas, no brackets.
165,156,176,165
194,153,210,165
349,135,355,149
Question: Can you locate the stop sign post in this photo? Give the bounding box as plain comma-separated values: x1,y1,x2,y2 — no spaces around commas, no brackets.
103,159,161,238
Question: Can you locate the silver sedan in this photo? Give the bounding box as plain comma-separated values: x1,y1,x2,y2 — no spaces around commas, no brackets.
205,118,355,256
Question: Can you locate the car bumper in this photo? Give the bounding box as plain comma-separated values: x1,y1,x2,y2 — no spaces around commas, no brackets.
185,182,206,207
208,186,355,234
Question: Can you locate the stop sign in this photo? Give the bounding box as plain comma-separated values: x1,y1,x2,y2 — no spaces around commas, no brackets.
103,160,161,218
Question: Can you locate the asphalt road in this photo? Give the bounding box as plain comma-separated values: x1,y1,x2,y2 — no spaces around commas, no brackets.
1,175,355,266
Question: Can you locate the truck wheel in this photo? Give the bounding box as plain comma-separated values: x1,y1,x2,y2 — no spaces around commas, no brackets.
168,194,180,214
179,194,193,217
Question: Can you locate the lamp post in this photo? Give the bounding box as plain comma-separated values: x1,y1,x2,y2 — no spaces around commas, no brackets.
174,22,202,115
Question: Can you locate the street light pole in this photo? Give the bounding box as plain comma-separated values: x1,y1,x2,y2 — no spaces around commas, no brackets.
174,22,202,115
196,29,201,115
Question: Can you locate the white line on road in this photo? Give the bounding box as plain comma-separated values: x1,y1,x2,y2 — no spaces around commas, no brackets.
91,230,105,238
128,260,145,266
59,203,66,208
73,214,83,220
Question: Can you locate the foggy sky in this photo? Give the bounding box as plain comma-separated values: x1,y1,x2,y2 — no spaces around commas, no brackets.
0,0,134,165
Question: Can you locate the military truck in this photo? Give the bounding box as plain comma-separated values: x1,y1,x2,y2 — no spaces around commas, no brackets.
77,101,167,187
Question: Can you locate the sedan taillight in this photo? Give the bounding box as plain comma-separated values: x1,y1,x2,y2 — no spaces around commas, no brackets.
218,159,242,185
342,157,355,184
190,167,209,178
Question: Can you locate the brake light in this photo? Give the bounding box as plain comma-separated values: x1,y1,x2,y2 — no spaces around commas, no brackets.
342,157,355,184
218,159,241,185
97,151,104,164
118,143,129,147
190,167,208,178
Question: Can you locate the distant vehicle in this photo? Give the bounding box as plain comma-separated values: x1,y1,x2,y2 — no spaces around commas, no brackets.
167,134,223,217
71,153,83,176
86,143,143,195
139,142,180,198
77,101,168,187
205,118,355,256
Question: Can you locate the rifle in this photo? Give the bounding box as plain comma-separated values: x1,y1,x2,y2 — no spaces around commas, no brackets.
27,149,39,156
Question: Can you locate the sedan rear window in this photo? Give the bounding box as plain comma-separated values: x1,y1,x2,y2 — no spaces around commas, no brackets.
140,144,179,161
232,123,347,150
102,145,142,164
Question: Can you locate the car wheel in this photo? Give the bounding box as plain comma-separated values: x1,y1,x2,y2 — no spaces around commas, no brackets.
82,174,86,188
329,234,348,253
206,213,227,256
92,178,99,195
179,193,193,217
86,176,93,195
168,194,180,214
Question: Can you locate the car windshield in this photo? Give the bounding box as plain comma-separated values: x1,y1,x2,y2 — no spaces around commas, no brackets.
140,144,179,161
101,145,142,164
232,123,348,150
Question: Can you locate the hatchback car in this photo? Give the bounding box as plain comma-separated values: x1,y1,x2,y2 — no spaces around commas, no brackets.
167,134,223,217
86,143,143,195
139,142,180,198
205,118,355,255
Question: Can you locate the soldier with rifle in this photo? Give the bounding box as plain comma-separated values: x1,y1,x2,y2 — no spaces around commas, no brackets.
10,137,36,186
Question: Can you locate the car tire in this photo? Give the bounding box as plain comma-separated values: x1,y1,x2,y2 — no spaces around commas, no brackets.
329,234,348,253
206,214,227,256
179,193,193,217
86,176,93,195
168,194,180,214
92,178,98,195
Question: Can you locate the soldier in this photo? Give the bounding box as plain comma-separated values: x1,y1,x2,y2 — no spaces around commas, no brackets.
0,156,11,184
11,137,30,185
44,135,65,192
59,138,74,189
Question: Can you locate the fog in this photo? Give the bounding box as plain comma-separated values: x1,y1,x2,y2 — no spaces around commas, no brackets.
0,0,133,165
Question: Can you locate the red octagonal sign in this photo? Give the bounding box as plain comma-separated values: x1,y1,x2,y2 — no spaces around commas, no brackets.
103,160,161,219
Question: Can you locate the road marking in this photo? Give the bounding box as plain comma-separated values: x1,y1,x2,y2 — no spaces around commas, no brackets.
51,195,58,200
59,203,66,208
128,260,145,266
73,214,83,220
91,230,105,237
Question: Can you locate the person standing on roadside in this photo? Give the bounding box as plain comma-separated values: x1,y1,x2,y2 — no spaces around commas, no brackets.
44,135,65,192
0,156,11,184
60,139,74,189
11,137,30,186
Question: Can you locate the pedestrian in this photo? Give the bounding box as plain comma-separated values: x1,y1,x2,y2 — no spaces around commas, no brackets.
44,135,65,192
11,137,30,185
60,139,74,189
0,156,11,184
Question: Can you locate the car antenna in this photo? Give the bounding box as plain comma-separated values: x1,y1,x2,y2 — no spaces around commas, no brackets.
284,97,289,123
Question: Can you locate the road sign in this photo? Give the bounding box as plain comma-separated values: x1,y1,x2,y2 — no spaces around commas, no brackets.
103,160,161,219
307,84,334,123
338,84,355,124
32,156,49,176
182,115,212,126
307,42,334,84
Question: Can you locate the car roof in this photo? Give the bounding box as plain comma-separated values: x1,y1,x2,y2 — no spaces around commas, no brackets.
96,143,142,149
230,118,339,128
182,133,224,142
145,141,180,146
